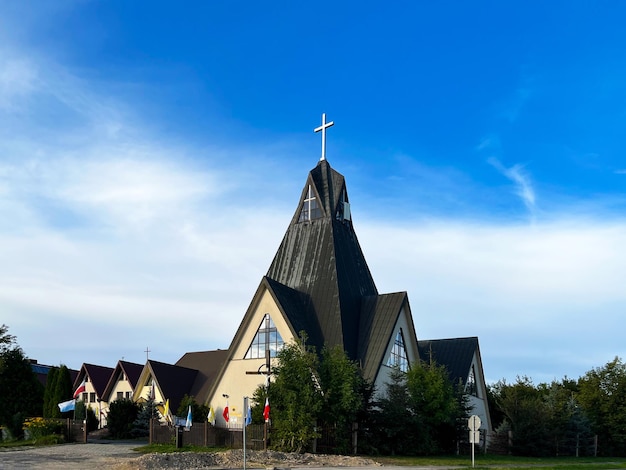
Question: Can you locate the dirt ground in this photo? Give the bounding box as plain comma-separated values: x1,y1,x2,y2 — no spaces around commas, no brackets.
0,444,384,470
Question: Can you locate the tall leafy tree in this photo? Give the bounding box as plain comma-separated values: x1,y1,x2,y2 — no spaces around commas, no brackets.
268,335,323,452
318,345,363,453
176,394,209,423
578,357,626,456
406,359,462,454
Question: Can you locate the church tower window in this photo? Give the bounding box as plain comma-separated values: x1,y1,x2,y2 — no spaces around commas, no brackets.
467,365,478,396
298,185,321,222
387,329,409,372
245,314,284,359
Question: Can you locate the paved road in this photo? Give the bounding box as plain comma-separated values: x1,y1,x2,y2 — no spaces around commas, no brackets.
0,441,141,469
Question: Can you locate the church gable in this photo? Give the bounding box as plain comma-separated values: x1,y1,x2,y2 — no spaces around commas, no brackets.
359,292,419,386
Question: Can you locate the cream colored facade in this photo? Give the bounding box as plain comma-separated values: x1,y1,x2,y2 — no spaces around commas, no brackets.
207,287,296,428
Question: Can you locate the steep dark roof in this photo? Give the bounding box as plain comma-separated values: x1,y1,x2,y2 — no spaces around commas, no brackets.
266,160,378,359
176,350,229,404
359,292,412,381
101,360,144,401
147,360,198,413
76,363,114,398
418,337,478,386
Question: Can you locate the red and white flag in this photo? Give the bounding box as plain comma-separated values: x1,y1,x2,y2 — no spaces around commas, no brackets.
222,401,229,423
263,397,270,422
73,380,86,399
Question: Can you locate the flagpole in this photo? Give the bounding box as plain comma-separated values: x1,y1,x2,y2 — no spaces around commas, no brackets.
243,396,247,470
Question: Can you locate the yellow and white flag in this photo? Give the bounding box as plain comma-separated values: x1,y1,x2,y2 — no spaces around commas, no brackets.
207,405,215,425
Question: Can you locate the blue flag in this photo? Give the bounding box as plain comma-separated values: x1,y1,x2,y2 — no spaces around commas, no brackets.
58,399,76,412
185,405,192,429
245,404,252,426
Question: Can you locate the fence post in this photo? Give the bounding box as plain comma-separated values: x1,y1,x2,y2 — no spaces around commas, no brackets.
352,422,358,455
594,435,598,457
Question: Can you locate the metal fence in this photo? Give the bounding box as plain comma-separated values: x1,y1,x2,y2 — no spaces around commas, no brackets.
149,420,267,450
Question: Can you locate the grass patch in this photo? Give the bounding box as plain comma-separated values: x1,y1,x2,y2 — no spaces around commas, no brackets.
0,439,37,448
374,454,626,469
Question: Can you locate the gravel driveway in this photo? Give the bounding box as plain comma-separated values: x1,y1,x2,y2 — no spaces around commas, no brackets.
0,441,141,469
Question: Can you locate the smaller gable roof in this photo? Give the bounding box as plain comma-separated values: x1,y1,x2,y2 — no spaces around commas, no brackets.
418,337,479,387
101,360,144,402
135,360,198,413
358,292,417,382
75,363,114,398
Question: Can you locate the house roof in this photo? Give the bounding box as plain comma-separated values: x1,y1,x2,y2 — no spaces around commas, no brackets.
75,363,114,398
140,360,198,413
417,337,479,387
101,360,144,402
175,349,229,404
266,159,378,360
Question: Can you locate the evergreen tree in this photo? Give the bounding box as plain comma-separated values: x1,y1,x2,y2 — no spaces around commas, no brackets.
132,398,160,437
54,365,74,418
107,398,140,439
176,394,209,424
0,347,44,437
43,367,59,418
374,366,415,455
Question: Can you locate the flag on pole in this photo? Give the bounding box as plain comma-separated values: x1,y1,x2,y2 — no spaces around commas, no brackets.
58,399,76,412
245,403,252,426
149,381,155,400
73,380,86,399
207,406,215,425
263,397,270,422
222,401,229,423
163,398,170,423
185,405,192,429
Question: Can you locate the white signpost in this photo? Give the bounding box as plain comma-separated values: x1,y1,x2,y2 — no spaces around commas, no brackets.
468,415,481,468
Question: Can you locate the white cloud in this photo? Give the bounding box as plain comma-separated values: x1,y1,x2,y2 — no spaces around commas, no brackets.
488,157,536,215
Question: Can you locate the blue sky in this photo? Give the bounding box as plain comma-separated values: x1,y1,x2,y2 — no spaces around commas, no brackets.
1,1,625,385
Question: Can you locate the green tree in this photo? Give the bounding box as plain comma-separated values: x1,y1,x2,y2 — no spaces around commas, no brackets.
107,398,140,439
43,367,59,418
0,332,44,438
132,398,160,437
406,359,462,454
490,376,551,456
268,335,323,452
578,357,626,456
0,324,16,353
176,394,209,424
318,345,363,453
42,365,73,418
75,400,99,432
374,366,415,455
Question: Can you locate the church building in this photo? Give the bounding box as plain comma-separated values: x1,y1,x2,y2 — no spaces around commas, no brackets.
204,115,492,435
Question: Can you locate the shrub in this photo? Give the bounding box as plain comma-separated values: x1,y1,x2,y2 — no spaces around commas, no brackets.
23,417,64,440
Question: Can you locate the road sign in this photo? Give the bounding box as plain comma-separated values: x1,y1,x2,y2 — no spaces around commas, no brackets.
468,415,481,431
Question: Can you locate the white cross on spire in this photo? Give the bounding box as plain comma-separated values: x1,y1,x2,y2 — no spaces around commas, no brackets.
314,113,334,161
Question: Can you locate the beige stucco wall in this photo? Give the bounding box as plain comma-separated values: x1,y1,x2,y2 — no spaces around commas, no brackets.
207,287,295,428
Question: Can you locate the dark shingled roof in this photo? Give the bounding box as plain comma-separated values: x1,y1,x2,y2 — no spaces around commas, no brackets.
146,360,198,413
175,349,229,404
76,363,114,398
266,160,378,360
418,337,479,386
359,292,412,382
101,360,144,402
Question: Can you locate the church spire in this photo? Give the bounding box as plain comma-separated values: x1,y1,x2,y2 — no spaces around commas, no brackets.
266,157,377,359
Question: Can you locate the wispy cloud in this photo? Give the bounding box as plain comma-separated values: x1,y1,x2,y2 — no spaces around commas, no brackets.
614,169,626,175
487,157,536,215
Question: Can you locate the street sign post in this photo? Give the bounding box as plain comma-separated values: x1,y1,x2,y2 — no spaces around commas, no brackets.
468,415,482,468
